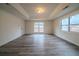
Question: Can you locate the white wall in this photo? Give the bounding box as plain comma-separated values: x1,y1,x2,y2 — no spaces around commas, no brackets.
0,9,25,46
25,20,53,34
53,9,79,46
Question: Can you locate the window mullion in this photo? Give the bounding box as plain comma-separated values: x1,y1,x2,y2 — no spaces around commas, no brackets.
68,17,70,32
38,23,40,32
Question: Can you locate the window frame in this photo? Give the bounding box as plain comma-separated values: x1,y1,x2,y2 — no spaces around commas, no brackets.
70,14,79,32
61,17,70,32
61,14,79,32
34,22,44,33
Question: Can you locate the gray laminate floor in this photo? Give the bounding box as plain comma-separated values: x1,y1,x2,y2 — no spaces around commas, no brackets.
0,34,79,56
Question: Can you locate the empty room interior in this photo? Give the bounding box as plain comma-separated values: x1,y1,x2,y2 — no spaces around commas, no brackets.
0,3,79,56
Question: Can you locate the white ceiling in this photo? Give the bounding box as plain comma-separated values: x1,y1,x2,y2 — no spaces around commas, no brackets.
0,3,79,20
20,3,59,20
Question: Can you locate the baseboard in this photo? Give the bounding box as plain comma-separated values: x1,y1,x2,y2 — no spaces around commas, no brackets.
0,34,25,47
24,33,54,35
54,34,79,47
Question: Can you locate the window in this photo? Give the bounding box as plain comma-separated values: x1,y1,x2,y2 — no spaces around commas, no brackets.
61,14,79,32
34,22,44,32
61,18,69,31
70,14,79,32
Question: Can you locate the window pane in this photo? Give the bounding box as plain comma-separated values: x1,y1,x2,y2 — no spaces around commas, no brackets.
70,14,79,32
39,29,44,32
34,26,38,28
39,22,44,32
34,22,44,32
39,26,43,28
70,14,79,24
39,24,43,26
62,18,69,25
39,22,43,24
62,26,68,31
34,24,38,28
70,25,79,32
35,23,39,25
34,29,38,32
34,23,38,32
61,18,69,31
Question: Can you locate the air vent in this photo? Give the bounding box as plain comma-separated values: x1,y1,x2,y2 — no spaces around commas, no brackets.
63,5,69,10
5,3,10,5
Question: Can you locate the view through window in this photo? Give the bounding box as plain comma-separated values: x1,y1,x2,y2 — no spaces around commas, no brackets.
70,14,79,32
61,18,69,31
61,14,79,32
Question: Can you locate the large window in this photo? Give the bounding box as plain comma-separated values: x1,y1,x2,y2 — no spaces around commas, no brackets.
34,22,44,32
61,18,69,31
70,14,79,32
61,14,79,32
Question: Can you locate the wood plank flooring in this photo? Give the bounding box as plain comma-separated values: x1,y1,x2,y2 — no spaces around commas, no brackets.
0,34,79,56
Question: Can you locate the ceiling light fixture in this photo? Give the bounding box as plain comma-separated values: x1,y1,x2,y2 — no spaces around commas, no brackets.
35,7,45,14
